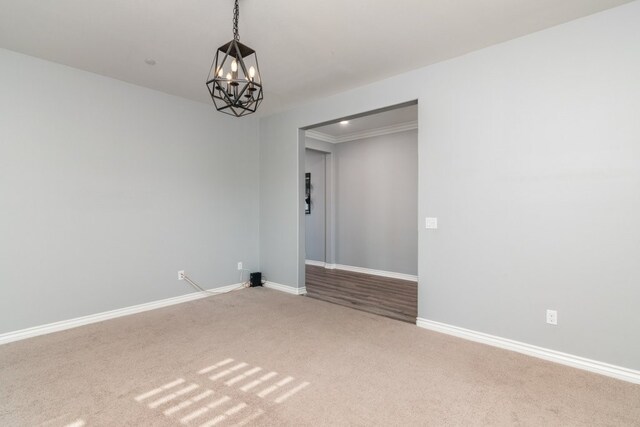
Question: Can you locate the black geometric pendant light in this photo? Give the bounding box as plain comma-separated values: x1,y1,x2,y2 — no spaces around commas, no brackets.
206,0,263,117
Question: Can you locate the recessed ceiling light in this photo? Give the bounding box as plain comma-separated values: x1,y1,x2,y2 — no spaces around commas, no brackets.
340,120,350,125
144,58,157,66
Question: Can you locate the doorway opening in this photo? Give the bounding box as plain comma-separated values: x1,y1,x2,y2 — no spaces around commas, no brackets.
301,101,418,323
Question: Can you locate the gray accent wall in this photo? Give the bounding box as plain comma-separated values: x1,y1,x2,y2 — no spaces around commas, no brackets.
259,2,640,370
335,130,417,275
304,149,326,262
0,48,260,334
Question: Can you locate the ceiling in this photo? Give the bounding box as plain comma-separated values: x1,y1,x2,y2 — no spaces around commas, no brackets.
309,104,418,142
0,0,632,116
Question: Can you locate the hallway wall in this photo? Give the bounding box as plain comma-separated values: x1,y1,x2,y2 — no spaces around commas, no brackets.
334,130,418,275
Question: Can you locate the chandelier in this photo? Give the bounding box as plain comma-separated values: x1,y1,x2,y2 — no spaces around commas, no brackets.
206,0,263,117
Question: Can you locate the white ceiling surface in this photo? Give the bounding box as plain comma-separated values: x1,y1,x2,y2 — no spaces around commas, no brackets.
310,104,418,138
0,0,633,116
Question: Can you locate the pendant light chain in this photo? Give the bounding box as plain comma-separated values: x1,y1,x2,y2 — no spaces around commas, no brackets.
233,0,240,41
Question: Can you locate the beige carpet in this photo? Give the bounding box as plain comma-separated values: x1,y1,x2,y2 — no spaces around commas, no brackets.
1,288,639,426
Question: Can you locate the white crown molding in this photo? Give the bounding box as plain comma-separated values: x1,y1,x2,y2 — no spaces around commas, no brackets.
336,121,418,143
263,282,307,295
305,130,335,144
416,318,640,385
0,283,246,346
306,120,418,144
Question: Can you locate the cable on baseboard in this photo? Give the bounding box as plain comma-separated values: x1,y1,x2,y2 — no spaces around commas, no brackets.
183,274,249,295
238,268,252,283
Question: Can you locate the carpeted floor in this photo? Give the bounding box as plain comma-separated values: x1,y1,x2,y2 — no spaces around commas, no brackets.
1,288,639,426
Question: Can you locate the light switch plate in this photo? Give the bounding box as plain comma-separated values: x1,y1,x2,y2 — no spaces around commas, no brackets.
425,217,438,229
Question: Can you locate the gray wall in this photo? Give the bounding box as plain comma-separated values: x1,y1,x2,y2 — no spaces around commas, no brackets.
304,149,326,262
259,2,640,370
335,130,417,275
0,48,260,334
305,137,335,154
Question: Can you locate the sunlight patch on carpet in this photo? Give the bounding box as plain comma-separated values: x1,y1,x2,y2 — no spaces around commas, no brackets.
133,358,311,426
257,376,293,398
225,367,262,386
208,363,249,381
240,371,278,391
135,378,185,401
164,390,214,416
198,359,235,374
198,402,248,427
180,396,231,424
274,381,311,403
148,383,200,408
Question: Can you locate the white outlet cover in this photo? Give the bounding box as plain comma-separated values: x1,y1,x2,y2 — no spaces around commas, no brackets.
237,262,243,270
546,309,558,325
178,270,185,280
425,217,438,229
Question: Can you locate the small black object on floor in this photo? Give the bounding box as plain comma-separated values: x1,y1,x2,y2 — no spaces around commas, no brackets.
250,272,262,287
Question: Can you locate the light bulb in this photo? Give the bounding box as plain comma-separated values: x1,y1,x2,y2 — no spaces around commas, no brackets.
226,72,233,95
249,66,256,79
231,60,238,72
217,68,224,77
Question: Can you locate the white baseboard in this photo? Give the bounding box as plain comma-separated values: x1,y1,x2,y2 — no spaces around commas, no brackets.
305,260,417,282
416,317,640,385
335,264,418,282
0,283,245,346
263,282,307,295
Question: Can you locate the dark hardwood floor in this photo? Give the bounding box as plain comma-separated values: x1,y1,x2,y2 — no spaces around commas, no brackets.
305,265,417,323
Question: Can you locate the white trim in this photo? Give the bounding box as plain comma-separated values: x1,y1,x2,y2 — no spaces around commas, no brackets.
0,283,245,346
263,282,307,295
305,131,335,144
335,121,418,143
331,264,417,282
416,318,640,385
305,260,417,282
306,121,418,144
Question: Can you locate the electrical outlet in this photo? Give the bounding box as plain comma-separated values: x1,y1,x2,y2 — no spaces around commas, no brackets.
178,270,185,280
237,262,243,270
425,217,438,229
546,309,558,325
